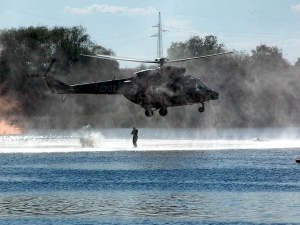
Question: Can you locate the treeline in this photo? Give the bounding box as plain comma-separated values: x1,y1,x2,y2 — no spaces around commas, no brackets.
0,26,299,129
167,36,300,128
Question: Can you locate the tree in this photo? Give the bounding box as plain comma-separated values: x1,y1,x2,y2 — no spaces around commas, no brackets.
294,58,300,68
166,37,299,128
250,44,289,73
168,35,225,59
0,26,120,128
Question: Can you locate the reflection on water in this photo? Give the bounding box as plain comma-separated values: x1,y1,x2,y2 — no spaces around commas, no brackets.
1,191,300,223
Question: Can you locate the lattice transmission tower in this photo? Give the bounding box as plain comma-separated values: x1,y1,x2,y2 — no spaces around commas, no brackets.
151,12,167,58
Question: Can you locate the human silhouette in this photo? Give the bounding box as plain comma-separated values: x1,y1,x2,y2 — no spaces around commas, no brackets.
131,127,138,147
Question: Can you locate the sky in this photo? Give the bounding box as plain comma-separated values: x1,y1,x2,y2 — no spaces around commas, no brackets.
1,0,300,67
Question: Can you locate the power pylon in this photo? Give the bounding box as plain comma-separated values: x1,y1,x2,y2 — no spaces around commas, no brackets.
151,12,167,58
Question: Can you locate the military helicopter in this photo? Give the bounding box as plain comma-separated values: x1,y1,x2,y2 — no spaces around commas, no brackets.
30,52,232,117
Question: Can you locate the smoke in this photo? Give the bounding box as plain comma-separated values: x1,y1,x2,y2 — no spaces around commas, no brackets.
0,96,24,134
0,120,23,135
179,48,300,129
0,96,18,112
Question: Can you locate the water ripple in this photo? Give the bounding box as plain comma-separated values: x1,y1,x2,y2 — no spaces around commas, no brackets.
1,191,300,224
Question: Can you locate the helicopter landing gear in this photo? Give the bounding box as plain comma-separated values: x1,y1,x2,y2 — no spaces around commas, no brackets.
159,107,168,116
145,108,154,117
198,103,205,113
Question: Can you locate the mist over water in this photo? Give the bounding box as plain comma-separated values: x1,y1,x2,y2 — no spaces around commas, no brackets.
1,127,300,153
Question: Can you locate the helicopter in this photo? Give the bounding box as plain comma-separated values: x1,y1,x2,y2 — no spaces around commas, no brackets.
29,52,232,117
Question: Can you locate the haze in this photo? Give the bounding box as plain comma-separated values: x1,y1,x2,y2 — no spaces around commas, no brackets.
0,1,300,132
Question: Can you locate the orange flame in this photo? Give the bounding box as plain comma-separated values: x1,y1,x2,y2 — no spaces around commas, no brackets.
0,96,24,134
0,119,23,135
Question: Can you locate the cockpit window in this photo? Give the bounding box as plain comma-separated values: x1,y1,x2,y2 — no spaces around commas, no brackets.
197,81,206,89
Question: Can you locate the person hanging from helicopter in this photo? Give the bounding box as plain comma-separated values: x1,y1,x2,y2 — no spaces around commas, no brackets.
131,127,138,148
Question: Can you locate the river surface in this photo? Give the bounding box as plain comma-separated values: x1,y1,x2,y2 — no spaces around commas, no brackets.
0,128,300,224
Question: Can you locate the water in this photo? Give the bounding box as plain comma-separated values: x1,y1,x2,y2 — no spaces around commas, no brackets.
0,128,300,224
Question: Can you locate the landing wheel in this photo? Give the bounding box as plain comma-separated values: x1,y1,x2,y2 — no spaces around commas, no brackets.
145,108,154,117
198,103,205,113
159,108,168,116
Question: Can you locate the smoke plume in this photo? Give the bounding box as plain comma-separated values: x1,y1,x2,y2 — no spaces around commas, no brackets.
0,96,24,134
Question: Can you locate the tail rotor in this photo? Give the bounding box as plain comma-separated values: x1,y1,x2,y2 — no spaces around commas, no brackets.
27,58,56,78
43,58,56,77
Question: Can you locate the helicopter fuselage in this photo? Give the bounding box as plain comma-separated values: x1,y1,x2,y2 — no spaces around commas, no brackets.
122,66,218,110
39,65,219,117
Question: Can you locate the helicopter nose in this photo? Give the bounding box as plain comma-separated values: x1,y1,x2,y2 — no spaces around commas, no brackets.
209,90,219,100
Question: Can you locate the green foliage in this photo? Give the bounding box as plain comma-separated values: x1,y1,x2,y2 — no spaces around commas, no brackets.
250,44,289,74
168,35,225,59
0,26,119,128
295,58,300,68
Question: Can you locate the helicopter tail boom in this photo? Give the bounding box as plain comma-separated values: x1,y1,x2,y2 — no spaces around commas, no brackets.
28,72,133,95
67,79,130,95
27,58,129,95
42,76,133,95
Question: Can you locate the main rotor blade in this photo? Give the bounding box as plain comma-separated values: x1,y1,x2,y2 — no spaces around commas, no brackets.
166,51,234,64
80,54,158,64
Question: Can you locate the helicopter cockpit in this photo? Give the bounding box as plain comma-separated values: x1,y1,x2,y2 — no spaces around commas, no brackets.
196,80,209,90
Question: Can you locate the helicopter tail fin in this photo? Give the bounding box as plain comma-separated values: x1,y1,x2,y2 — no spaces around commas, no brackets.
27,73,75,94
27,58,75,94
43,75,75,94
